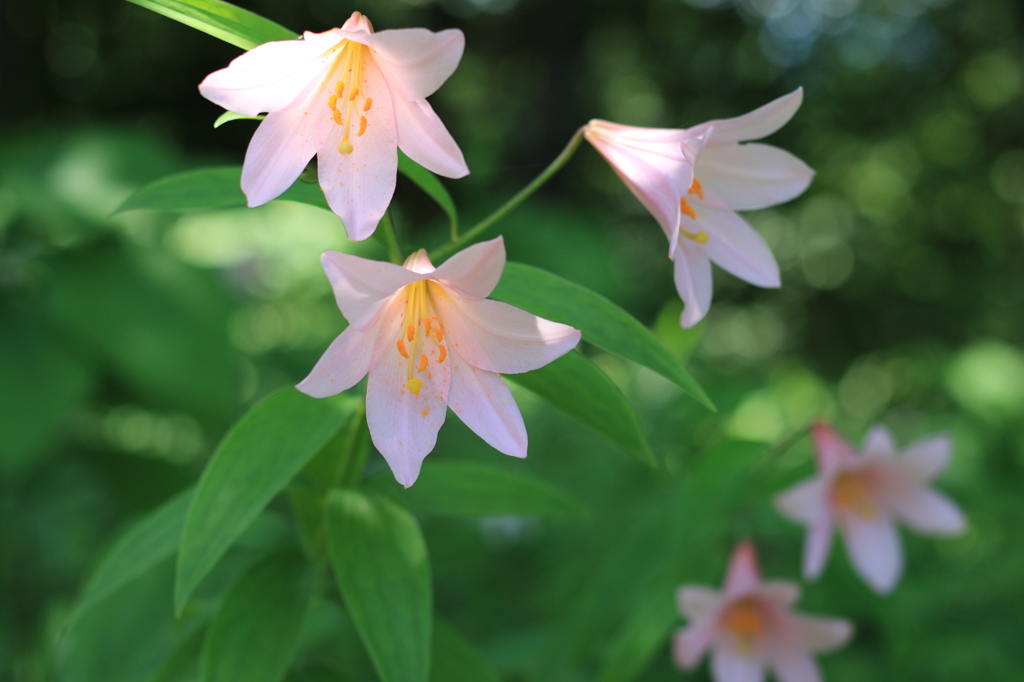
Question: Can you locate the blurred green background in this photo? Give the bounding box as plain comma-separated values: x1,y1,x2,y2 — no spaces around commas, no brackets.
2,0,1023,680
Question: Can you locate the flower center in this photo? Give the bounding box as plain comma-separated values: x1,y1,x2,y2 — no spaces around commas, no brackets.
679,179,707,243
328,40,374,155
831,471,877,519
395,281,447,396
722,599,764,655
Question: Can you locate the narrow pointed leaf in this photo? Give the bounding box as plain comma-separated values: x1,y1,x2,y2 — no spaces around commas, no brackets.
116,167,329,214
201,553,314,682
67,487,193,632
369,461,590,519
430,619,500,682
126,0,297,51
214,111,265,128
176,389,354,613
491,263,713,410
327,489,432,682
508,351,655,465
398,150,458,234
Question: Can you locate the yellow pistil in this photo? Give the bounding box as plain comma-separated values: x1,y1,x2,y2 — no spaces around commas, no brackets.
722,599,764,656
680,228,709,244
831,471,877,519
327,40,372,155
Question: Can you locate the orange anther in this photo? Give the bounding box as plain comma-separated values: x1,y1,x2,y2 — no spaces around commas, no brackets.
688,178,704,199
418,354,428,373
332,110,344,125
397,338,409,358
433,327,444,343
328,95,338,111
680,197,696,220
349,86,360,101
363,97,373,112
335,81,346,97
437,345,447,363
424,318,432,335
358,116,367,137
406,324,416,342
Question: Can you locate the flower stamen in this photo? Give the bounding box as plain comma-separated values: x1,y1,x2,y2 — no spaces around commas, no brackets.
689,178,704,199
722,599,764,656
832,471,877,519
680,196,697,220
328,40,371,155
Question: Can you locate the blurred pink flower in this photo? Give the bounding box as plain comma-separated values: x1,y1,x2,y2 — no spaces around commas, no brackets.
584,89,813,327
199,11,469,241
673,541,852,682
775,422,967,594
296,237,580,487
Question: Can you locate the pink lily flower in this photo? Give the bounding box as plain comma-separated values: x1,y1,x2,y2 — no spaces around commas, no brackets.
199,11,469,241
296,237,580,487
584,89,813,327
775,423,967,594
673,541,852,682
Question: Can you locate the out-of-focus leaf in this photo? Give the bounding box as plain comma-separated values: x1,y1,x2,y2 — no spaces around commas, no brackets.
116,167,329,214
371,461,590,519
491,263,713,410
326,489,432,682
430,619,500,682
146,626,204,682
509,351,654,465
213,111,265,128
68,487,192,632
290,602,378,682
398,150,457,234
176,389,354,613
595,585,678,682
126,0,296,51
201,553,314,682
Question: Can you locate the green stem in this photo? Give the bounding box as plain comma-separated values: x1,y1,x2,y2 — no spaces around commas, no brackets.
430,126,586,261
381,211,403,264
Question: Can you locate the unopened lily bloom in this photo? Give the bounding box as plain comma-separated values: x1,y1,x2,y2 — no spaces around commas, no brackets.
584,89,813,327
199,11,469,241
673,542,852,682
297,237,580,487
775,423,967,594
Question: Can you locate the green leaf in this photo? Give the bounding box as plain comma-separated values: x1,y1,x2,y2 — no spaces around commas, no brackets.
213,111,265,128
430,619,500,682
176,389,354,614
398,150,458,235
491,263,713,410
595,586,678,682
126,0,296,51
508,351,655,465
68,487,193,632
370,460,591,519
327,489,432,682
116,167,330,214
201,553,314,682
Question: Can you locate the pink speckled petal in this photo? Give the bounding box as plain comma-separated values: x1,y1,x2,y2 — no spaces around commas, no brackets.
431,236,506,299
447,350,527,457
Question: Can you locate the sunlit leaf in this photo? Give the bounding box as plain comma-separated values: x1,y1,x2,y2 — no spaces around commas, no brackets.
369,460,591,519
116,166,329,214
491,263,713,410
398,150,458,235
176,389,354,614
326,489,432,682
430,619,500,682
201,553,314,682
213,111,265,128
509,351,654,465
126,0,296,51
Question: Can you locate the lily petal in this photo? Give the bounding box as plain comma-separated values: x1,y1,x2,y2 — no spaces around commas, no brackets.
760,581,800,608
891,487,966,535
241,103,319,207
861,424,896,459
775,478,826,526
699,207,781,288
810,422,857,472
296,321,379,398
841,516,903,594
321,251,421,329
447,350,527,457
790,615,853,653
899,434,952,481
366,28,465,101
712,647,766,682
676,586,723,620
771,649,822,682
672,243,713,329
673,623,716,670
431,236,506,299
803,513,834,581
724,541,762,597
365,300,451,487
198,32,342,116
696,143,813,211
432,293,580,375
688,88,804,145
392,96,469,178
316,56,398,241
